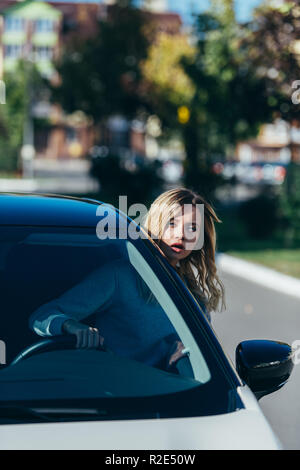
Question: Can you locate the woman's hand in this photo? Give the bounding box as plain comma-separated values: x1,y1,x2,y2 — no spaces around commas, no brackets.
62,319,104,349
168,341,187,367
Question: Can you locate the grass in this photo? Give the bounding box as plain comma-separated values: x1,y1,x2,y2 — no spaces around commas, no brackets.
215,203,300,279
0,172,21,179
226,249,300,279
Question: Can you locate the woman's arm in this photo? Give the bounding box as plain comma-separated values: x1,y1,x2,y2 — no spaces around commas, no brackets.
28,261,117,342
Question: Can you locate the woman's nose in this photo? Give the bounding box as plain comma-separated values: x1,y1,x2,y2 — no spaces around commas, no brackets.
174,224,185,239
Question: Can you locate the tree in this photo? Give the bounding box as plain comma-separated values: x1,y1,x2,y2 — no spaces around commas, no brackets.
0,60,45,173
178,0,273,195
278,161,300,245
51,0,151,123
139,0,275,199
242,0,300,245
49,0,166,204
0,62,29,172
141,31,196,128
91,153,163,207
50,0,276,201
241,0,300,152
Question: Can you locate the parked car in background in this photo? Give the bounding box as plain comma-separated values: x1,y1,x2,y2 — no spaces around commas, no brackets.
249,162,287,185
213,161,287,185
0,193,294,450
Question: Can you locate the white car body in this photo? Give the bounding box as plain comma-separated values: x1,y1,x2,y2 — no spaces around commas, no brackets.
0,387,281,450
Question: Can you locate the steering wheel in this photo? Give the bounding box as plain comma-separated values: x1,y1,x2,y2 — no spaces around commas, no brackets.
11,336,193,377
10,335,78,366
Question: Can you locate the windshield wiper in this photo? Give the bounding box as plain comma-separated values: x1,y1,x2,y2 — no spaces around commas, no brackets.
0,405,57,423
0,405,160,423
31,407,160,421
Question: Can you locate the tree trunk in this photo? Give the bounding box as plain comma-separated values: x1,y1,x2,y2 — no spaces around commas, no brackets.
182,116,201,189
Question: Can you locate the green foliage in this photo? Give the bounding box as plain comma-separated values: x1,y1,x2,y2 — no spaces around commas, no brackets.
90,154,164,207
183,158,225,202
139,1,273,198
141,32,196,129
0,61,43,173
177,2,274,195
238,190,280,239
278,163,300,246
210,0,236,26
242,1,300,124
182,7,272,158
47,0,285,204
234,1,300,246
0,63,28,172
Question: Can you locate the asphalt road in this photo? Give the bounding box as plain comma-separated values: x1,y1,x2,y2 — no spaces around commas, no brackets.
212,270,300,450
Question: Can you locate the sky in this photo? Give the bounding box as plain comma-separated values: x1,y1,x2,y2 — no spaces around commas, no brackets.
165,0,263,24
47,0,264,23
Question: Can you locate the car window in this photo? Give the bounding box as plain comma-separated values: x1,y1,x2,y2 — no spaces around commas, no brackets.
126,241,210,383
0,225,242,420
0,225,208,373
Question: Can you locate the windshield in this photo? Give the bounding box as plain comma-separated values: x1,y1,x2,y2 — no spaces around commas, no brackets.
0,225,242,422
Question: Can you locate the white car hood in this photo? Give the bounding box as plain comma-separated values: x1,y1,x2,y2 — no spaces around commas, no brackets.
0,407,281,450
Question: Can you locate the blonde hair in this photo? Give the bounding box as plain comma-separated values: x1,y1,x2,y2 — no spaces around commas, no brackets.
142,187,225,313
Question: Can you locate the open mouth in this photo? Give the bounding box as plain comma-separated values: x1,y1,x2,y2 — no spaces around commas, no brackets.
170,243,184,253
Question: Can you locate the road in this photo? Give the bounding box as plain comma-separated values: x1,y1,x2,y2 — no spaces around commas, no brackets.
213,270,300,450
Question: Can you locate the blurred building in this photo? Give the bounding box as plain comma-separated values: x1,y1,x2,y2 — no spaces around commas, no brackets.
142,0,167,13
0,0,101,160
0,0,62,79
236,120,300,164
0,1,103,77
143,10,182,35
0,0,183,162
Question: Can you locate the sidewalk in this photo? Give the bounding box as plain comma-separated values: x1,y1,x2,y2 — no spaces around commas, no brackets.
217,253,300,300
0,158,99,195
0,176,99,195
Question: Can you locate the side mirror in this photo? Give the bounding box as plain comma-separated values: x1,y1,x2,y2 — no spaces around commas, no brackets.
236,339,294,400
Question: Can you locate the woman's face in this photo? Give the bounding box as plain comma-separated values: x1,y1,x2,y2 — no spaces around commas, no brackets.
160,204,202,268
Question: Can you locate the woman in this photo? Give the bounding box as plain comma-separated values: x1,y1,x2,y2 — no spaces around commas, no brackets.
142,187,225,318
29,188,225,369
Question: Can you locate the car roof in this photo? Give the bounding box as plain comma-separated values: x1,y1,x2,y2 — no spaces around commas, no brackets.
0,193,120,227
